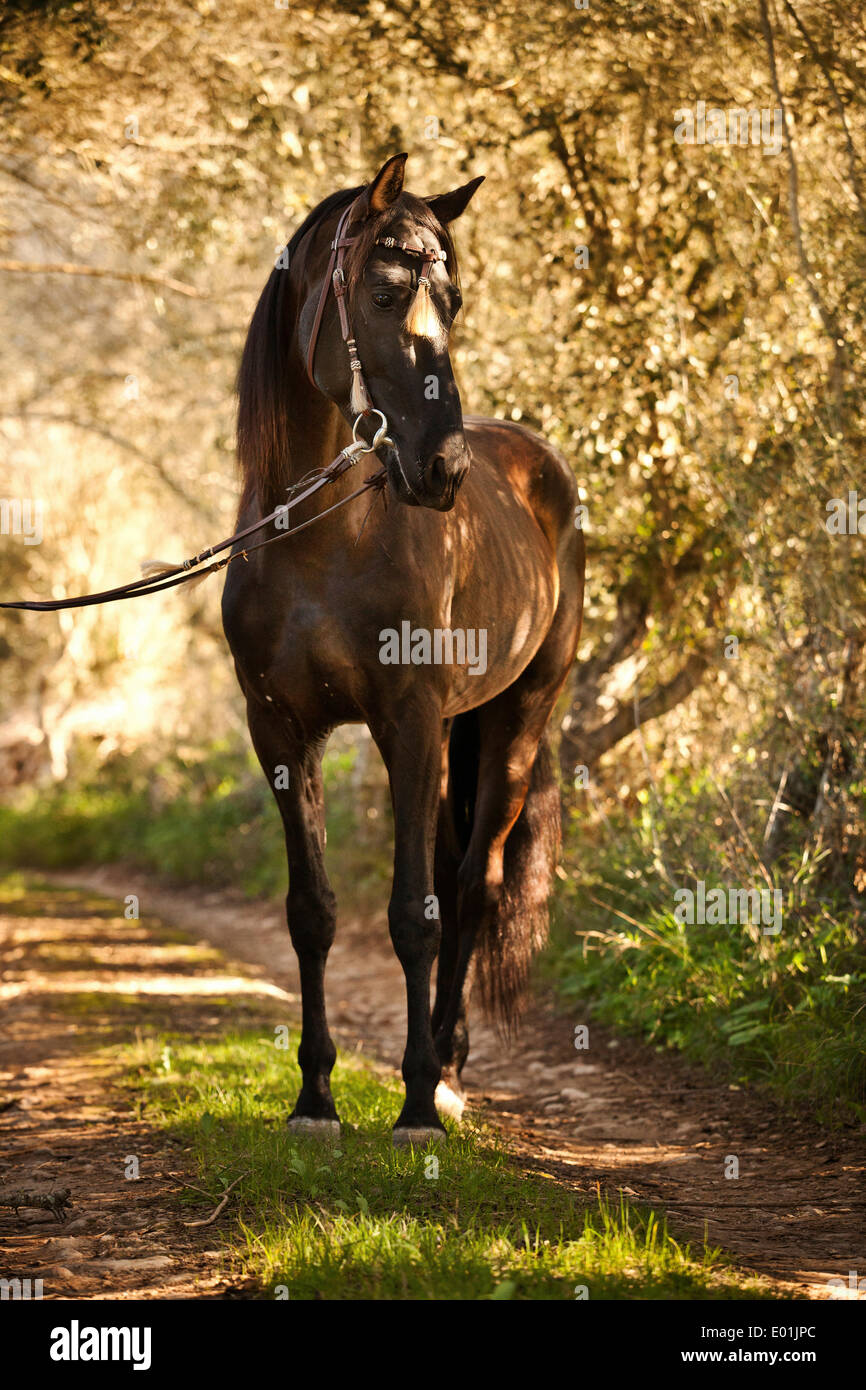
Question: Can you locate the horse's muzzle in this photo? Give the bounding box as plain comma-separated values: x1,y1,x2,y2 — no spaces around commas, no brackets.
380,440,469,511
420,436,470,511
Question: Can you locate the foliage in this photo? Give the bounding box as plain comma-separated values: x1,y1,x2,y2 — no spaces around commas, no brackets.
1,0,865,845
0,737,391,904
548,771,866,1124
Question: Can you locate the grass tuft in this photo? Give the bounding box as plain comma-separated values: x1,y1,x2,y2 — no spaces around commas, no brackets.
125,1030,779,1300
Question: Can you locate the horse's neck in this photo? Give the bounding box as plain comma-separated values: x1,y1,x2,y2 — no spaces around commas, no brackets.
255,373,352,520
288,379,350,481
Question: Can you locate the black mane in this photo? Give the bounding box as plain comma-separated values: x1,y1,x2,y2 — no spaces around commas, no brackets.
236,185,363,508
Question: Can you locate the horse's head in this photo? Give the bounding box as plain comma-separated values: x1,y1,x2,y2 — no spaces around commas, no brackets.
303,154,483,511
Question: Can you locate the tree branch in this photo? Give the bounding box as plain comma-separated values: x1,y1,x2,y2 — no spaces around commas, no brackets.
757,0,848,397
579,650,712,770
0,410,217,521
0,259,204,299
780,0,866,235
0,1186,72,1222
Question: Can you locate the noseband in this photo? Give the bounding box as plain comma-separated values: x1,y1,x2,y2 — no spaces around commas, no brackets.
305,193,448,413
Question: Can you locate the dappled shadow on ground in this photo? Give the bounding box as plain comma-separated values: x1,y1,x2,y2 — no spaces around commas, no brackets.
0,879,739,1302
51,867,866,1298
0,882,284,1299
4,873,865,1298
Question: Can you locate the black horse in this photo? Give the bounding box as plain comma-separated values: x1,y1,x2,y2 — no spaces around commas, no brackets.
222,153,584,1144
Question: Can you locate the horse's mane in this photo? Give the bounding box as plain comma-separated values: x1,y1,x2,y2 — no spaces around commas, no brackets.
236,185,362,510
236,185,458,511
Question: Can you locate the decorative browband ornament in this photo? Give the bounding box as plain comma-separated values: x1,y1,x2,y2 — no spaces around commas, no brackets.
378,236,448,261
378,242,448,341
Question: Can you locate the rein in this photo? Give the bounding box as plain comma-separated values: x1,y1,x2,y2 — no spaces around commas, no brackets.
0,413,392,613
1,183,444,616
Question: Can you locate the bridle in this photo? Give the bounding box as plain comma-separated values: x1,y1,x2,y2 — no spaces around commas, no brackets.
0,188,450,614
305,191,448,414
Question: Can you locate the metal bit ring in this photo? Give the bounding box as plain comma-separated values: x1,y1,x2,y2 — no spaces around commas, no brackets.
352,409,394,453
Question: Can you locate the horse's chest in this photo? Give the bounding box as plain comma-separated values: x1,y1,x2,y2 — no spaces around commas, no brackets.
224,497,559,723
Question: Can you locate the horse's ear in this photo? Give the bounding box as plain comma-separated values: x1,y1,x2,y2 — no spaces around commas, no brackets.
425,175,484,225
360,152,408,216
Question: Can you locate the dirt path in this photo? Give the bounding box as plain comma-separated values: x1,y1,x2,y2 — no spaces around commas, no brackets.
5,869,864,1299
0,880,283,1299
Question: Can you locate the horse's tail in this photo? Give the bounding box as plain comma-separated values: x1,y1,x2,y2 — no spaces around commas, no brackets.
447,713,561,1037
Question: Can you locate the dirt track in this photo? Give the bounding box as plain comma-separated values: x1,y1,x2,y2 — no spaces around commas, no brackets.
2,868,864,1299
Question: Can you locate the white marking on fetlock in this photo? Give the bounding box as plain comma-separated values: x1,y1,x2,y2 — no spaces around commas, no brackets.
286,1117,341,1141
434,1080,466,1121
392,1126,447,1148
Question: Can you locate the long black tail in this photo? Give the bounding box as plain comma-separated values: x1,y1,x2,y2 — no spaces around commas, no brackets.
447,713,561,1036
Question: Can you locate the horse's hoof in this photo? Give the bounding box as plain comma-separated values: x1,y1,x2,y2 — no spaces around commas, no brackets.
392,1125,447,1148
287,1117,341,1141
434,1080,466,1121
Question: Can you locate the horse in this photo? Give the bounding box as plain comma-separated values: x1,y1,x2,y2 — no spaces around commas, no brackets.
222,152,585,1145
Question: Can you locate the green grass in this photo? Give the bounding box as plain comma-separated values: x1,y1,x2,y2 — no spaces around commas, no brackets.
125,1030,776,1301
547,779,866,1125
2,870,780,1299
0,742,390,905
6,736,861,1125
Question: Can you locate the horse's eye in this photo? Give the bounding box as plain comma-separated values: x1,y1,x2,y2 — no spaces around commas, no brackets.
372,291,394,310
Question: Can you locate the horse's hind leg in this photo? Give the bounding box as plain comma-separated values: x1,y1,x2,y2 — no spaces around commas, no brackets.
247,701,340,1137
436,627,579,1077
436,524,582,1084
432,717,473,1115
433,699,546,1069
431,800,469,1118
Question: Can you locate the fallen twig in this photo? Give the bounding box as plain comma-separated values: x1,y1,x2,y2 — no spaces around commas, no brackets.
168,1172,216,1202
182,1171,248,1228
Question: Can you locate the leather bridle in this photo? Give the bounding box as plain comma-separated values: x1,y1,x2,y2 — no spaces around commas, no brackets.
0,189,453,614
305,192,447,414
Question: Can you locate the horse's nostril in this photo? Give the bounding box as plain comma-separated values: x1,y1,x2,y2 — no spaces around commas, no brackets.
429,454,448,495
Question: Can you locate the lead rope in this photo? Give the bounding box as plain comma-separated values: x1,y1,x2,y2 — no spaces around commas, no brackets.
0,412,393,613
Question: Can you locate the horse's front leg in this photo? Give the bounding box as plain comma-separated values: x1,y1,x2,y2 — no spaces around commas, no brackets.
247,701,340,1136
373,700,446,1145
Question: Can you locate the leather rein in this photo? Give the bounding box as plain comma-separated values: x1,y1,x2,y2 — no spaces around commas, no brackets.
0,187,445,615
0,415,392,613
